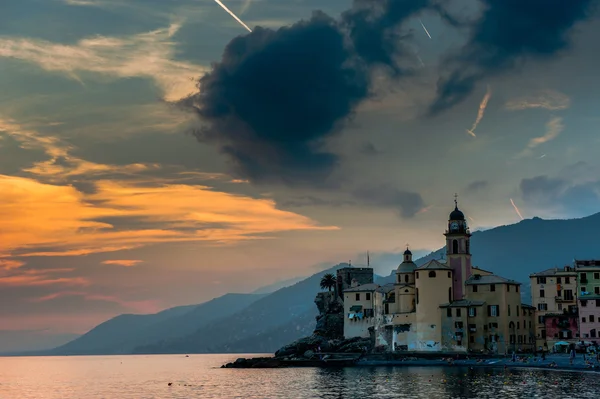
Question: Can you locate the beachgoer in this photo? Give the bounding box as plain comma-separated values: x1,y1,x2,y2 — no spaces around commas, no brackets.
569,348,575,365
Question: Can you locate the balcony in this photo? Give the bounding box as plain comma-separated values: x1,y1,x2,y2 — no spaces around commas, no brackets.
555,296,575,303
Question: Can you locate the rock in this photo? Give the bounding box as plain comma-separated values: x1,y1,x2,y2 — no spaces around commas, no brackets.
304,350,315,359
314,313,344,339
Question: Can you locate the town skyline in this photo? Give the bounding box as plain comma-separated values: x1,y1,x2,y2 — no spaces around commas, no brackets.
2,0,600,347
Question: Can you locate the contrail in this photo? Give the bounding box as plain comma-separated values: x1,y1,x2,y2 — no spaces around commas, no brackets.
214,0,252,32
466,85,491,137
538,154,547,159
240,0,253,15
510,198,524,220
419,19,432,39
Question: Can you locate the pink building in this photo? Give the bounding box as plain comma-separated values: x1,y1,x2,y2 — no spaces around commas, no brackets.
579,296,600,340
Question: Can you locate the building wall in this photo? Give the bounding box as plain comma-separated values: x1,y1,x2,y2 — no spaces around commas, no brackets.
529,269,577,347
414,269,453,351
579,298,600,339
343,289,377,339
336,268,373,298
441,306,487,352
467,283,524,354
395,284,416,314
578,267,600,296
544,314,578,342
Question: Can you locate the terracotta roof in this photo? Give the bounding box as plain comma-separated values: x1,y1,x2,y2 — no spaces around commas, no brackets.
416,259,451,271
465,274,521,285
344,283,380,293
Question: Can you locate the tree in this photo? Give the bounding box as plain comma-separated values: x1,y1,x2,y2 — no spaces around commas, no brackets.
320,273,336,292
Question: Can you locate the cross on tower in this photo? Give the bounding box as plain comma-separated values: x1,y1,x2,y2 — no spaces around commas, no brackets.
454,193,459,207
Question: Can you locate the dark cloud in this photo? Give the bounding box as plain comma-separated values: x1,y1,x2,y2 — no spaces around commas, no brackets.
465,180,488,192
430,0,598,114
520,174,600,215
278,195,356,208
186,1,438,185
359,141,381,155
352,185,425,218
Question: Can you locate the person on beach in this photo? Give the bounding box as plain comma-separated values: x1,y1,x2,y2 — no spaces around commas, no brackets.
569,348,576,365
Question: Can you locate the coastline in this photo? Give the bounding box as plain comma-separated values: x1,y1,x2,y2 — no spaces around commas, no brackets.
223,353,600,373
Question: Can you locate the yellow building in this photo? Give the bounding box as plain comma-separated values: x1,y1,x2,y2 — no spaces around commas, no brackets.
342,200,537,353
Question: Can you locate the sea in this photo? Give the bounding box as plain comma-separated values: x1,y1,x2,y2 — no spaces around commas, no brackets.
0,354,599,398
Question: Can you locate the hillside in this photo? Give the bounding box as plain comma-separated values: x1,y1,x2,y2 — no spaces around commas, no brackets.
51,293,265,355
132,264,349,354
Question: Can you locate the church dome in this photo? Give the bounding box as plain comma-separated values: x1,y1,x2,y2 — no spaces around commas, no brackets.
449,206,465,221
404,248,412,256
397,260,417,273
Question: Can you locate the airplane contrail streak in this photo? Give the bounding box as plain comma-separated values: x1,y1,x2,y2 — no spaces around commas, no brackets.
419,19,432,39
466,85,491,137
510,198,524,220
214,0,252,32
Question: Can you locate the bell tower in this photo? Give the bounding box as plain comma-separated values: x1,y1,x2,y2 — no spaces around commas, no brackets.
444,194,472,301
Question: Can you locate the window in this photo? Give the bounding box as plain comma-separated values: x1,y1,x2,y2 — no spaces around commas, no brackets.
595,272,600,280
456,308,462,317
416,272,419,279
581,273,588,283
473,285,478,293
518,335,522,344
516,285,519,293
592,329,597,338
416,288,419,304
488,305,499,317
355,293,360,301
529,321,532,329
538,303,548,311
510,335,516,344
557,277,562,284
558,303,563,311
453,240,458,254
429,271,436,278
507,285,510,292
583,317,587,323
469,307,476,317
590,315,595,322
540,289,545,298
541,329,546,339
538,316,545,324
537,277,547,284
565,277,570,284
470,335,474,343
582,287,587,293
448,287,452,302
557,290,562,297
582,300,588,307
517,322,520,329
516,306,519,317
595,287,600,295
404,274,409,283
366,293,371,301
490,284,496,292
455,321,463,329
447,308,452,317
564,290,574,300
508,305,511,316
448,272,451,278
597,300,600,307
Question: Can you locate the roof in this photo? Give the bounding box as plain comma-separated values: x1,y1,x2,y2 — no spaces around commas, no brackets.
376,283,395,294
440,299,486,308
449,205,465,221
521,304,536,309
529,267,577,277
465,274,521,285
397,260,417,273
416,259,451,271
344,283,380,293
472,266,493,275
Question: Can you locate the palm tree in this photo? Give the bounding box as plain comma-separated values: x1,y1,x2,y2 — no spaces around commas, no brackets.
320,273,336,292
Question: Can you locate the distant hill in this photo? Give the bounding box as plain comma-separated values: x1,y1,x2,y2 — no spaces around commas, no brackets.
51,293,265,355
251,275,307,295
132,264,348,354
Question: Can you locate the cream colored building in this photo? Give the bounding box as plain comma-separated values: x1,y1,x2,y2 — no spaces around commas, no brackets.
342,200,536,353
529,266,578,347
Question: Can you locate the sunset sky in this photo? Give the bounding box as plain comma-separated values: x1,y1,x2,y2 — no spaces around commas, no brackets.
1,0,600,347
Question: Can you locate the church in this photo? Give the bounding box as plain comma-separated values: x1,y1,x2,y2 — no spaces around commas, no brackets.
342,200,536,354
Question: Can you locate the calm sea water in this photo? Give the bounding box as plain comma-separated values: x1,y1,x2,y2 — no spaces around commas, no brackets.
0,354,599,398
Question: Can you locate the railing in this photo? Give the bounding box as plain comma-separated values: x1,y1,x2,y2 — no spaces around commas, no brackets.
555,296,575,302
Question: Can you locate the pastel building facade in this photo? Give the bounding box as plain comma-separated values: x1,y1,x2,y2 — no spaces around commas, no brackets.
529,266,578,347
576,260,600,340
342,201,536,353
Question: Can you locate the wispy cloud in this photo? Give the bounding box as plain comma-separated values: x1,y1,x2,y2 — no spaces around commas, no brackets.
466,85,491,137
505,90,571,111
0,23,206,101
516,116,564,158
0,268,89,287
102,260,143,267
30,291,161,314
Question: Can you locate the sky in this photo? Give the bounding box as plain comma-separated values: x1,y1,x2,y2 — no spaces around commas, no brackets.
1,0,600,346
